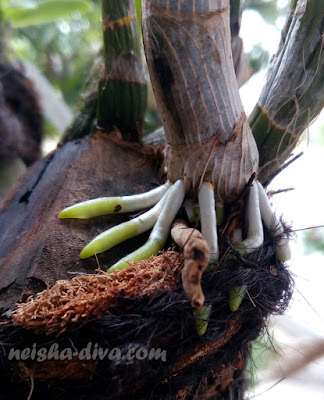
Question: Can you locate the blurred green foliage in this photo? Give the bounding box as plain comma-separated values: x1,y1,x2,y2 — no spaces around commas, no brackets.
1,0,289,112
247,43,270,72
245,336,280,388
0,0,296,139
243,0,286,24
2,0,102,107
3,0,91,27
243,0,289,72
303,229,324,254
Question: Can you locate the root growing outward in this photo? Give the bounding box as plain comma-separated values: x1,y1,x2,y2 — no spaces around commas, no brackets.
58,0,291,322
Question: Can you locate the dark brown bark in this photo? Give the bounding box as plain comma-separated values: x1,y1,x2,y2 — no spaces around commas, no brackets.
0,131,160,310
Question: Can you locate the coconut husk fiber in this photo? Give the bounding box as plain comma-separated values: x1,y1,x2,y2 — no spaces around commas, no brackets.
0,226,293,400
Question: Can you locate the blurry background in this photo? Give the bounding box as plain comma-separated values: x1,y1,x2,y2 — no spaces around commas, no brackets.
0,0,323,398
239,3,324,398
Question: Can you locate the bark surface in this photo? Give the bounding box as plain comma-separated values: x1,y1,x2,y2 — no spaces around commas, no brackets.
0,132,160,310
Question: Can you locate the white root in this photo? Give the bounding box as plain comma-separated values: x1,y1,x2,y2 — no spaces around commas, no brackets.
231,228,243,245
241,182,263,253
60,171,290,270
59,181,172,219
256,181,291,261
150,180,185,243
108,180,185,271
80,188,171,259
198,182,219,262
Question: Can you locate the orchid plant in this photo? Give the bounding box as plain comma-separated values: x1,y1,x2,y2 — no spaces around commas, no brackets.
59,0,324,314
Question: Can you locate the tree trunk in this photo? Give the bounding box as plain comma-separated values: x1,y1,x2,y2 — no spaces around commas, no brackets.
0,133,160,309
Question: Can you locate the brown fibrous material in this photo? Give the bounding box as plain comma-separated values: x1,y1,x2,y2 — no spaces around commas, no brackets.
19,358,98,381
12,251,183,336
171,219,210,308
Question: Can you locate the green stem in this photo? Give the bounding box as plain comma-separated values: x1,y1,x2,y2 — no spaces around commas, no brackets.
97,0,147,142
250,0,324,183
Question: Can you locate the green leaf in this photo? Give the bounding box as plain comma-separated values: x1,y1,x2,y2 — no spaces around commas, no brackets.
5,0,91,28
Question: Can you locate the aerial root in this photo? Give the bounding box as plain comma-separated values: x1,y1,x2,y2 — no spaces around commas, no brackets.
59,181,172,219
237,181,290,261
59,177,291,268
240,182,264,253
256,181,291,261
228,181,291,312
198,182,219,262
58,177,292,320
80,187,171,259
108,180,185,272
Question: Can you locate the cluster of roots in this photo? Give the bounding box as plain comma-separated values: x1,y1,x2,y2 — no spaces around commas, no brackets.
0,227,293,400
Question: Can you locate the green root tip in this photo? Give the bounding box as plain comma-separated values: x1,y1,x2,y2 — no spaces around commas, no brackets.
80,248,93,259
206,259,218,272
58,206,89,219
107,238,164,273
80,242,106,259
276,247,291,262
229,286,246,312
193,305,212,336
107,261,130,273
58,208,89,219
58,210,69,219
233,242,247,254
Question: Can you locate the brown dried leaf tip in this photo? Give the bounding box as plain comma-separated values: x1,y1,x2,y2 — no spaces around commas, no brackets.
12,251,183,336
171,219,211,308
